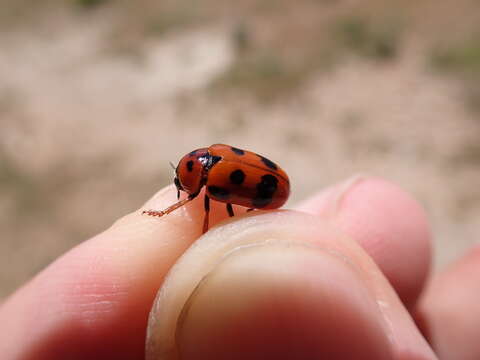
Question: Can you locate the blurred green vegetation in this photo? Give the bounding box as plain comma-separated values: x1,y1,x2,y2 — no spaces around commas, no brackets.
144,2,203,36
211,52,310,102
74,0,109,9
210,11,404,102
334,16,402,60
432,38,480,73
146,12,197,36
431,36,480,111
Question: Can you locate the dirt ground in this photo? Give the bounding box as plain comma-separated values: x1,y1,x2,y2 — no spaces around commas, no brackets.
1,0,480,299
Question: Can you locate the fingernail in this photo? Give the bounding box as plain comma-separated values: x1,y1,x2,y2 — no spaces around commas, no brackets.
176,244,393,360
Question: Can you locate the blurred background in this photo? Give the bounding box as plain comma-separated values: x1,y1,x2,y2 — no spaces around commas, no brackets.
1,0,480,299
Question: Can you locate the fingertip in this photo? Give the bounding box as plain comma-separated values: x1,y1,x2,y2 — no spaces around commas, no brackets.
417,246,480,359
297,176,432,307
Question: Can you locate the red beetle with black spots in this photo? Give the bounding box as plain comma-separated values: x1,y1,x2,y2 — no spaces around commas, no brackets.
143,144,290,233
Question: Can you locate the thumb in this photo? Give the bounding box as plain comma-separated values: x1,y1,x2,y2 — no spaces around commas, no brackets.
146,211,434,360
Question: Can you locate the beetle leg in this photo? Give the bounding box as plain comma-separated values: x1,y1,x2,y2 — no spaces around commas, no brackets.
142,193,197,217
203,194,210,234
226,203,234,217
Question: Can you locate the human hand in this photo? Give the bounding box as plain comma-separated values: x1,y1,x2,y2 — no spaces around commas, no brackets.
0,177,477,359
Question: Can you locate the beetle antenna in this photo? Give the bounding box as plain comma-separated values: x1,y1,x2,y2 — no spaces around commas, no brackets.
169,161,176,170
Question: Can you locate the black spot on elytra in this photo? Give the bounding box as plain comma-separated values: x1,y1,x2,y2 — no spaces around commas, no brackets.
258,155,278,170
231,147,245,155
186,160,194,172
252,174,278,208
229,169,245,185
208,185,230,200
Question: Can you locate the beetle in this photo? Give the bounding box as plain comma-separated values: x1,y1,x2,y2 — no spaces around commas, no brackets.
142,144,290,233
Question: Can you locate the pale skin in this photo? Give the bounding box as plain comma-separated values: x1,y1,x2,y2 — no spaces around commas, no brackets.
0,176,479,359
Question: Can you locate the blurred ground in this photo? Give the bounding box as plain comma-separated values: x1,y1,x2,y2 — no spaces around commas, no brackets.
1,0,480,298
